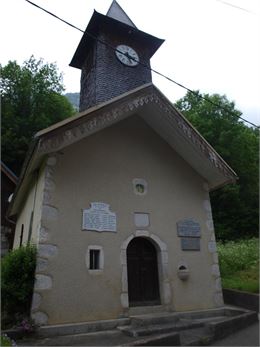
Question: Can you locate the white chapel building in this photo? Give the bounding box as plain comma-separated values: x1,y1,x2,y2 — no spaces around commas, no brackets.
9,1,237,326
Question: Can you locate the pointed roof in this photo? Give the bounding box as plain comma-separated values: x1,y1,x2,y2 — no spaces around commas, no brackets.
70,10,164,69
106,0,136,28
8,83,237,218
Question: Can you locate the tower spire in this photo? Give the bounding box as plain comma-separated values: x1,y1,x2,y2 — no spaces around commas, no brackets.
106,0,136,28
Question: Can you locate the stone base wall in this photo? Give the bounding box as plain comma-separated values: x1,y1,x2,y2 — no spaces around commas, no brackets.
223,288,259,312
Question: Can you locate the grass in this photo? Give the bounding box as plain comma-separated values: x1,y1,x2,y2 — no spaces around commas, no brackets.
217,238,259,293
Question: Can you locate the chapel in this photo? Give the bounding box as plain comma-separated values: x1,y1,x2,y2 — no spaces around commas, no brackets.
9,0,237,326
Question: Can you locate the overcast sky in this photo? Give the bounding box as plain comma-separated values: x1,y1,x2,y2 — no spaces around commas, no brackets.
1,0,259,126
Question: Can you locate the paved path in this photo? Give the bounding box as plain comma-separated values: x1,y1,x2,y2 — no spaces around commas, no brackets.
211,322,259,346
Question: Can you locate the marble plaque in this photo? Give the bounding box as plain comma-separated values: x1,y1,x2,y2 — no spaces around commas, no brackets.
177,219,201,238
181,238,200,251
82,202,116,232
134,213,149,228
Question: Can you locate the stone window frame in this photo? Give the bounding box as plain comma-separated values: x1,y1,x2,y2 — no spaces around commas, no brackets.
133,178,148,196
86,245,104,274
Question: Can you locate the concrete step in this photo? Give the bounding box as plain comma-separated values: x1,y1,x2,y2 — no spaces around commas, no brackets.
36,318,130,338
128,305,165,316
180,326,214,346
118,319,204,337
12,306,259,347
119,307,258,344
130,312,180,327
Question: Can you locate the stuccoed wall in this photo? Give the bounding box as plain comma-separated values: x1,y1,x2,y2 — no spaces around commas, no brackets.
32,115,222,325
13,165,45,248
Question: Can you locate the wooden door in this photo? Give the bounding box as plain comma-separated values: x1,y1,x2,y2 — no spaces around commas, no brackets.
127,237,160,306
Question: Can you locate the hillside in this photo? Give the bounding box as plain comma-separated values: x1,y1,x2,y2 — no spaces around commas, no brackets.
65,92,79,111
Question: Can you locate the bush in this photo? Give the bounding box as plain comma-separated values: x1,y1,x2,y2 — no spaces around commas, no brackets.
217,238,259,277
1,245,36,323
217,238,259,293
1,334,16,346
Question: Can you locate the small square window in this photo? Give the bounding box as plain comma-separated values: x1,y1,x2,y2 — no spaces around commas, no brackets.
89,249,100,270
86,246,104,273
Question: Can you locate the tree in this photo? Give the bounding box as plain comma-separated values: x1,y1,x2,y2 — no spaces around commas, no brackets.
175,91,259,241
1,56,74,175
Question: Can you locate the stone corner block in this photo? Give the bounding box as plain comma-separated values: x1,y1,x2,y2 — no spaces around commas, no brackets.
38,244,58,259
35,274,52,290
208,241,217,253
31,292,42,311
31,311,48,326
47,156,57,166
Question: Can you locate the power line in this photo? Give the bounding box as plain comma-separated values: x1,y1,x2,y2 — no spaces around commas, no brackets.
25,0,259,128
215,0,258,15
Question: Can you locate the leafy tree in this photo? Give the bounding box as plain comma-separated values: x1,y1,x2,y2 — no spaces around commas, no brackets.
175,91,259,241
1,56,74,175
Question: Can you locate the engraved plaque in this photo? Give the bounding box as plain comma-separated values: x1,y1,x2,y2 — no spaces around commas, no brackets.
82,202,116,232
181,238,200,251
134,213,149,228
177,219,201,238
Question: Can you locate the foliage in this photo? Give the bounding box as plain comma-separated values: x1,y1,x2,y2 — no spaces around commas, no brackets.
221,266,259,293
1,245,37,324
175,91,259,240
16,318,36,333
1,334,16,347
217,238,259,275
1,56,74,175
217,238,259,293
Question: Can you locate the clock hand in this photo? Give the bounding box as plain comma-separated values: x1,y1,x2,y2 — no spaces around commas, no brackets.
125,52,133,64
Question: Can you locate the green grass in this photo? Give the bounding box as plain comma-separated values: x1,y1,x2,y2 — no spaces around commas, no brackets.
217,238,259,293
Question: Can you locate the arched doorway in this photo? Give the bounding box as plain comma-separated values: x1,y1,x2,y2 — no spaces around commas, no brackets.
127,237,160,306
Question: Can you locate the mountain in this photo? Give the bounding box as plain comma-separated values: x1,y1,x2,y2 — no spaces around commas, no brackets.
65,92,80,111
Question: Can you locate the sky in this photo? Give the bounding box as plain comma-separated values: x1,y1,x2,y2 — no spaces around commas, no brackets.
1,0,260,126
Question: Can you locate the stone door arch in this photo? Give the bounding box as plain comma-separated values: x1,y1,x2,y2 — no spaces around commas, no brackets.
120,231,172,312
127,237,160,306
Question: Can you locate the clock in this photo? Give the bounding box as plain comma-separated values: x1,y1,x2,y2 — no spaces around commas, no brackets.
115,45,139,66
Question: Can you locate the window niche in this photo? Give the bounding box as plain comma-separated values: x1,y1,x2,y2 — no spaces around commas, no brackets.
133,178,147,196
86,246,104,273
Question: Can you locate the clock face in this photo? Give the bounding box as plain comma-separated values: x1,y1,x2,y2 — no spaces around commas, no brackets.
115,45,139,67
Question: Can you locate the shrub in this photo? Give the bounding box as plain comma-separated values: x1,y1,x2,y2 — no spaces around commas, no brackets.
1,334,16,346
1,245,36,323
217,238,259,277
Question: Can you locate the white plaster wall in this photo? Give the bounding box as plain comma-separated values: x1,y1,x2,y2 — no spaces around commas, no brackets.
13,165,45,248
37,115,221,324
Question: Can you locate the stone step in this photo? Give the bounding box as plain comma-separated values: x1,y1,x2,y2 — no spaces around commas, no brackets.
36,318,130,338
180,326,214,346
130,311,180,327
128,305,165,316
118,319,204,337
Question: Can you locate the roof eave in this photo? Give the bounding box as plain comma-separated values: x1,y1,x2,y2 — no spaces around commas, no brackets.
69,11,164,69
10,83,238,216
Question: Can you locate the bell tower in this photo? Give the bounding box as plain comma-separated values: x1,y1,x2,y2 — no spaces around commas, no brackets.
70,0,164,112
70,1,164,112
